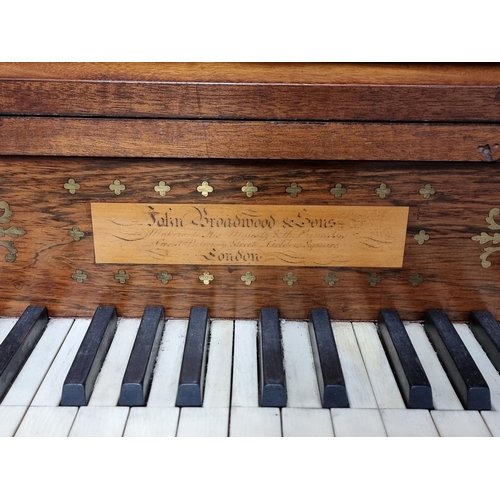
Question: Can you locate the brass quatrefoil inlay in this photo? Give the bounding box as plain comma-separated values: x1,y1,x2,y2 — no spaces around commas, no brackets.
154,181,171,196
199,271,214,285
242,182,258,198
286,182,303,198
114,270,130,283
420,184,436,199
375,183,391,199
0,201,26,262
283,272,298,286
330,183,347,199
414,230,429,245
409,274,424,287
109,180,126,195
68,227,85,242
367,273,381,286
157,271,173,284
472,208,500,268
197,181,214,197
324,272,340,286
64,178,81,194
72,269,88,284
241,271,256,285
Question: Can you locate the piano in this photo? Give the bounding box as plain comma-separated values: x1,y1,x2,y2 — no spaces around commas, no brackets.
0,62,500,436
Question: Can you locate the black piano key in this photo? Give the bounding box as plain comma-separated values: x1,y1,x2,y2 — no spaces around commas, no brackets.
175,307,210,407
308,309,348,408
469,311,500,373
378,309,433,409
0,306,48,401
61,306,117,406
258,308,287,407
424,310,490,410
119,306,164,406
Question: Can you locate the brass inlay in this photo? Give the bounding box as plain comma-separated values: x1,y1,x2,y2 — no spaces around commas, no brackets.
286,182,303,198
420,184,436,199
283,272,298,286
64,178,81,194
242,182,258,198
0,201,26,262
109,180,126,195
199,271,214,285
154,181,171,196
472,208,500,268
330,183,346,199
0,201,13,223
375,183,391,199
324,272,340,286
114,270,130,283
197,181,213,197
409,274,424,287
367,273,381,286
241,271,256,285
414,230,429,245
72,269,88,284
157,271,173,284
68,227,85,242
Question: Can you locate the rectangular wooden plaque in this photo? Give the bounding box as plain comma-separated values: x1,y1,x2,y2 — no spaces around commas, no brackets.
91,203,409,267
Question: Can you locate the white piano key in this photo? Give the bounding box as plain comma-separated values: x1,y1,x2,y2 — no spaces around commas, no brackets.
69,406,130,437
431,410,492,437
1,318,73,406
454,323,500,411
331,408,387,437
15,406,78,437
480,411,500,436
124,407,180,437
148,319,188,406
203,320,233,407
332,322,378,409
380,409,439,437
231,320,259,407
282,320,322,408
0,318,18,343
353,322,405,409
30,318,91,406
229,407,282,437
176,407,229,437
404,322,463,410
0,406,28,437
282,408,333,436
88,318,140,407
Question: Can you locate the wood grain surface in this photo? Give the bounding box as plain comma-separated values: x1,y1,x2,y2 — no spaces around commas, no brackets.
0,157,498,320
0,63,499,121
1,117,500,161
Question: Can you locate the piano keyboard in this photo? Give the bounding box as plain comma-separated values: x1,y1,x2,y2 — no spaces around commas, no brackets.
1,306,500,437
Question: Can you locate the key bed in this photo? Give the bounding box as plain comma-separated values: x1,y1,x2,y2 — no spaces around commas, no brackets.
1,306,500,437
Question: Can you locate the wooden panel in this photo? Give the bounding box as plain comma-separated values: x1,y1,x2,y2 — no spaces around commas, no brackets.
0,157,499,320
1,118,500,161
91,203,408,267
1,64,498,121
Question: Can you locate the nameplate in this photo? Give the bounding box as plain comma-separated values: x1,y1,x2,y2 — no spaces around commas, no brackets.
91,203,409,267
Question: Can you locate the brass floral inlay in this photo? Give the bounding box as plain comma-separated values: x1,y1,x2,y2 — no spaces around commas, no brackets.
72,269,88,284
197,181,214,197
241,181,258,198
414,230,429,245
330,183,346,199
68,227,85,242
409,274,424,287
199,271,214,284
367,273,381,286
472,208,500,268
375,183,391,199
157,271,173,284
419,184,436,199
241,271,256,285
324,272,340,286
286,182,303,198
114,269,130,283
154,181,171,196
0,201,26,262
283,272,298,286
64,178,81,194
109,180,126,195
